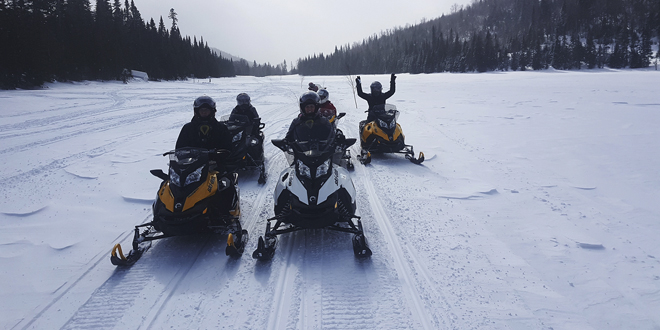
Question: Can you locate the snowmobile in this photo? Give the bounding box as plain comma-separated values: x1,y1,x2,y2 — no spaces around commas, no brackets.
356,104,424,165
221,113,267,184
329,112,355,170
110,148,248,266
251,123,372,260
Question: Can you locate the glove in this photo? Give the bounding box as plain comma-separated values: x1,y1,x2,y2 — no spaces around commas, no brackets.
355,76,361,85
391,73,396,81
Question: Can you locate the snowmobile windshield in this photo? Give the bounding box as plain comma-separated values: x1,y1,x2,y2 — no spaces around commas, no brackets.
227,113,249,125
225,114,250,131
169,148,208,165
375,109,399,122
291,120,335,158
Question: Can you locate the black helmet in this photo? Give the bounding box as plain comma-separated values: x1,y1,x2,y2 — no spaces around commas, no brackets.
318,89,329,104
299,91,320,114
236,93,251,106
370,81,382,93
194,95,216,111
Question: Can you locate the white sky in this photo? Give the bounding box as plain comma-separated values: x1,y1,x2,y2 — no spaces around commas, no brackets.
134,0,473,67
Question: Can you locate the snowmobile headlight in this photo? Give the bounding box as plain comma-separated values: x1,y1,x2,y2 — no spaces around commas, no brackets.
232,131,243,143
296,159,312,179
249,137,259,146
220,177,231,188
184,165,204,186
169,170,181,186
378,119,396,129
315,159,331,178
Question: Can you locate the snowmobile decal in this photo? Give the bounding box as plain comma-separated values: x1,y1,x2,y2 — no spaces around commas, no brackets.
157,172,218,212
361,121,403,143
158,182,176,212
182,172,218,211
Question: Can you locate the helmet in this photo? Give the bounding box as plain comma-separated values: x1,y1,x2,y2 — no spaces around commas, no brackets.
236,93,250,106
298,91,320,114
317,89,329,104
193,95,216,111
370,81,382,93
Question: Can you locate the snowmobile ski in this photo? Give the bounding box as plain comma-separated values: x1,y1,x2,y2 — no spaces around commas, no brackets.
225,229,249,257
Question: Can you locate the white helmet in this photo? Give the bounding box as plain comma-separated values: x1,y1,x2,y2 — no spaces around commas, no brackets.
318,89,329,104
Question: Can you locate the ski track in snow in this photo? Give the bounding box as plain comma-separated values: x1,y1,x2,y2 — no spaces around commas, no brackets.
354,161,446,329
16,214,151,330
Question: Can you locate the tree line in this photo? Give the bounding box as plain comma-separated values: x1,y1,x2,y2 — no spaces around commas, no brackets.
296,0,660,75
0,0,237,89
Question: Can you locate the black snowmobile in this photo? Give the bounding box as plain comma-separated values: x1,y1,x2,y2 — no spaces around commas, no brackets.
252,122,372,260
110,148,248,266
221,113,267,184
330,112,355,170
357,104,424,165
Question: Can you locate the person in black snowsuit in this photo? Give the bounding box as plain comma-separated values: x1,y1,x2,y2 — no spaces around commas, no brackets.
230,93,261,136
176,95,232,152
285,91,335,145
176,95,234,216
356,73,397,124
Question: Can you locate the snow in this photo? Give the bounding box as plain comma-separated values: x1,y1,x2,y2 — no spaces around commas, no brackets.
1,70,660,330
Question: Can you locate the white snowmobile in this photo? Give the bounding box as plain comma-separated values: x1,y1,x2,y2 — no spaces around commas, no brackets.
252,123,372,260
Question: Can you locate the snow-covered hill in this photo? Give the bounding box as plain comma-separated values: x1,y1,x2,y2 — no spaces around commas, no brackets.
1,70,660,330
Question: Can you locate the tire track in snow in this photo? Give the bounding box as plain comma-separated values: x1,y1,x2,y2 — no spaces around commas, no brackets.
265,232,300,330
59,235,213,330
14,214,150,330
316,239,378,330
354,162,449,330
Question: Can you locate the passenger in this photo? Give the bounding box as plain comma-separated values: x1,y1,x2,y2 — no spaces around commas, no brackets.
317,88,337,121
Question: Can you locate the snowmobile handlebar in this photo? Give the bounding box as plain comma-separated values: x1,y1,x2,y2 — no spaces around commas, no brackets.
271,139,290,153
162,148,230,157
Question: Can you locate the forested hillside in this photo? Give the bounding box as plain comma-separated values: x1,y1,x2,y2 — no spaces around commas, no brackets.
296,0,660,75
0,0,235,89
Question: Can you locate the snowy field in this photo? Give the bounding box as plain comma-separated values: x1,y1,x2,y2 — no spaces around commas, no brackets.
1,70,660,330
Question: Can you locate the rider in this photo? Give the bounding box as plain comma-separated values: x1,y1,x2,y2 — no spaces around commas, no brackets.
308,82,319,92
285,91,335,145
176,95,232,151
317,88,337,121
356,73,397,124
230,93,261,136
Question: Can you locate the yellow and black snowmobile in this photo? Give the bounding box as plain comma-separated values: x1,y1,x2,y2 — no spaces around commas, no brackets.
110,148,248,266
357,104,424,164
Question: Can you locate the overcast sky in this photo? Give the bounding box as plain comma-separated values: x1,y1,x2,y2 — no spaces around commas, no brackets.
134,0,473,67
